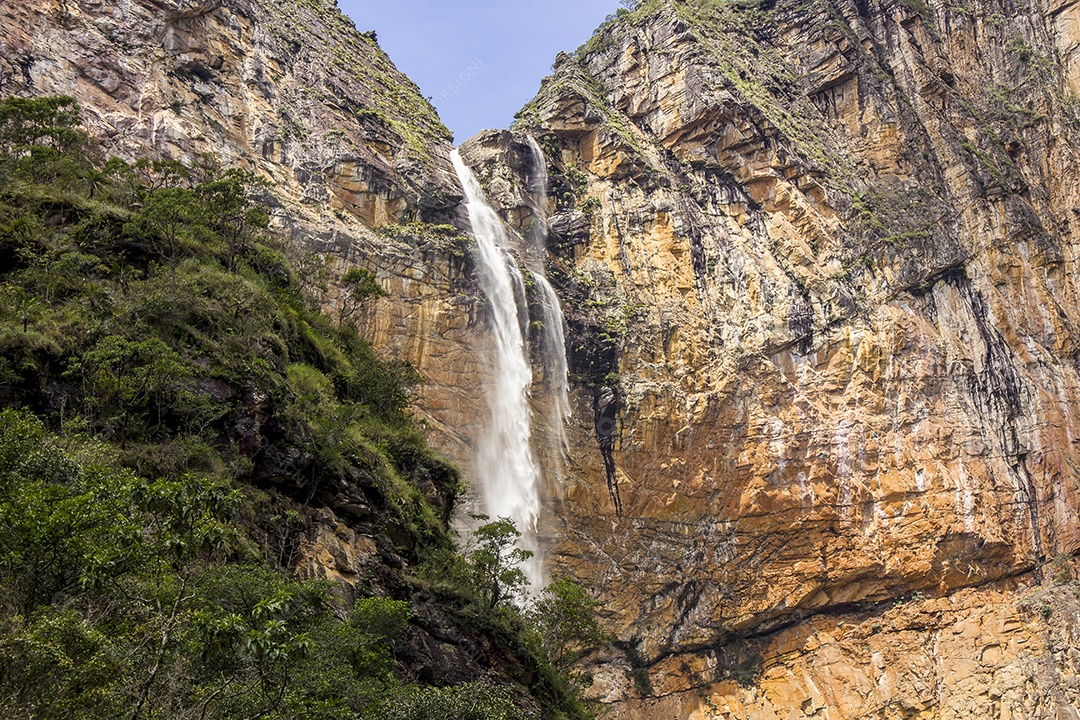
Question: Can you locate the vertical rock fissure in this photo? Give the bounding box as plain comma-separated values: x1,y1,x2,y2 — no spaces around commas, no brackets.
596,385,623,516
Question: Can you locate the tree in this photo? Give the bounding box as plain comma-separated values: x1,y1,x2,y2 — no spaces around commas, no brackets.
370,681,526,720
530,575,608,673
0,215,45,265
0,285,42,332
286,240,329,300
0,410,143,617
0,96,94,188
132,157,191,193
196,168,270,270
466,515,532,610
123,186,207,271
338,266,386,326
0,95,83,158
73,335,194,445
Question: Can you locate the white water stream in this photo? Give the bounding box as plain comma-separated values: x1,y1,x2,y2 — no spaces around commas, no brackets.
450,143,571,592
525,137,571,482
451,149,544,587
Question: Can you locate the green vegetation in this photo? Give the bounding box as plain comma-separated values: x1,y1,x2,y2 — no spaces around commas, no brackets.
413,516,607,719
0,96,604,719
530,577,609,674
465,515,533,610
376,221,466,246
0,409,427,719
578,196,602,216
575,0,665,56
1052,553,1075,585
370,681,528,720
339,266,387,326
564,166,588,196
897,0,929,18
669,0,856,180
519,52,647,159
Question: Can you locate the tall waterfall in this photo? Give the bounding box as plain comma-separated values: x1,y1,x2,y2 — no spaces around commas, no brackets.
450,149,544,588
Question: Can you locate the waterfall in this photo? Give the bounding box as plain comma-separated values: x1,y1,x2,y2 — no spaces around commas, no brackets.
449,141,572,592
524,137,571,476
533,274,570,446
523,136,553,268
450,149,544,588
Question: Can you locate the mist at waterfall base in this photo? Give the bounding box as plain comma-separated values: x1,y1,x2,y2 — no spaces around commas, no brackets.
449,148,570,592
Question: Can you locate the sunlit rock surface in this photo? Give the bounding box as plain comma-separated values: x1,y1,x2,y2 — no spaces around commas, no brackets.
10,0,1080,716
503,0,1080,716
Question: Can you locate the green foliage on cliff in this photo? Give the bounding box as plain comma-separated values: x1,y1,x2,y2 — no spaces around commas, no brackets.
281,0,453,155
0,95,453,543
465,515,534,610
530,577,609,675
0,409,416,719
0,96,601,720
414,517,604,720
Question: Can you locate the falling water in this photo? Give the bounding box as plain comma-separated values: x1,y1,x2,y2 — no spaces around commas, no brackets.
533,274,570,443
450,149,544,588
523,136,553,268
524,137,571,474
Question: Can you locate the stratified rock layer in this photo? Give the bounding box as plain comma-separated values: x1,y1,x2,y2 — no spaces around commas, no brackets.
10,0,1080,716
504,0,1080,716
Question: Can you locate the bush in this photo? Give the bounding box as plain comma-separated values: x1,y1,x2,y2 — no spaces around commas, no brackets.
370,681,529,720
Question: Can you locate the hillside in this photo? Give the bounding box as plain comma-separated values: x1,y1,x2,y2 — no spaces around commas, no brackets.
8,0,1080,718
0,92,591,720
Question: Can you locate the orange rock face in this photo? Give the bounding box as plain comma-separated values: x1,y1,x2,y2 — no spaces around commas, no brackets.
11,0,1080,716
500,0,1080,716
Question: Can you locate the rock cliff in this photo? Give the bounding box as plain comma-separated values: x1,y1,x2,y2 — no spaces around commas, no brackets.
497,0,1080,716
11,0,1080,717
0,0,492,474
0,0,458,218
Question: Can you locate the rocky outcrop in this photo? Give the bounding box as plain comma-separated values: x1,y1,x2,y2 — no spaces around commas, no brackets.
0,0,459,221
12,0,1080,716
611,578,1080,719
491,0,1080,715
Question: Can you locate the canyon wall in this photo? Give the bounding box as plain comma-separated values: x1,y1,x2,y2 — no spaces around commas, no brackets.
9,0,1080,717
491,0,1080,716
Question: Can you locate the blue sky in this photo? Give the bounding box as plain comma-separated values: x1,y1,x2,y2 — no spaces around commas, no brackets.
339,0,621,143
